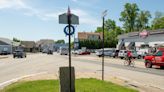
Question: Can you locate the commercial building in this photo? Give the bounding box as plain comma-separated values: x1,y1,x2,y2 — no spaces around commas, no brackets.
78,32,102,41
0,37,12,54
117,29,164,52
21,41,36,52
36,39,55,52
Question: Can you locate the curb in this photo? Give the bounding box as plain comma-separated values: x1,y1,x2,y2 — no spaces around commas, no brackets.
0,57,8,59
0,72,47,89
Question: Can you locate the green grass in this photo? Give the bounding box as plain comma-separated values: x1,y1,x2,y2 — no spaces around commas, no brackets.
0,78,138,92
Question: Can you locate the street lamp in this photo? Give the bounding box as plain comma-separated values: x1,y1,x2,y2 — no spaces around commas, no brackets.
102,10,107,81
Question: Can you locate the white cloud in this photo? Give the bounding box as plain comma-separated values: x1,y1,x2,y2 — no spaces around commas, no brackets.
0,0,100,25
71,9,100,26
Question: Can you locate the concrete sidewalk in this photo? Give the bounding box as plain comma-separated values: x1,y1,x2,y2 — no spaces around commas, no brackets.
0,56,8,59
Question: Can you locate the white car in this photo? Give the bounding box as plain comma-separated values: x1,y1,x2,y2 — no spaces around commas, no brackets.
72,50,82,55
118,50,127,59
59,47,69,55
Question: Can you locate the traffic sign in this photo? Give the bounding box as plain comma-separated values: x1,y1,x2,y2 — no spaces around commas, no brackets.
59,13,79,24
64,25,75,36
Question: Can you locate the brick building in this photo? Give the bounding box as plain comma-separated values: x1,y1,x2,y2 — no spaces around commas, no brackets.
78,32,102,41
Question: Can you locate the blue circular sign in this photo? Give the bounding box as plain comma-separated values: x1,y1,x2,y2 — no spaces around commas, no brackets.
64,25,75,36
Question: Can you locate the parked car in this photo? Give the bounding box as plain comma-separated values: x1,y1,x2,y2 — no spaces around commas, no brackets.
79,51,90,55
118,50,127,59
72,50,81,55
13,50,26,58
47,50,53,55
131,50,138,59
0,51,8,55
96,49,114,57
59,46,68,55
137,51,147,59
111,50,119,58
144,50,164,68
42,49,48,53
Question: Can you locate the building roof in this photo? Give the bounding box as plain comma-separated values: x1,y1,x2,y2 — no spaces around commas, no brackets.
0,37,12,45
21,41,36,48
36,39,55,47
118,29,164,39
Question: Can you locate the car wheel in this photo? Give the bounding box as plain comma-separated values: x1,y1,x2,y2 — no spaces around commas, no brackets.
120,57,124,59
160,66,164,69
145,61,152,68
138,55,141,59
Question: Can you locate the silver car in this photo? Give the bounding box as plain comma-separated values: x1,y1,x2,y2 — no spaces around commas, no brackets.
96,49,113,57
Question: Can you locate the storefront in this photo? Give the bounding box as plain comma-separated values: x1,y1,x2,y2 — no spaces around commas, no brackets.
117,29,164,52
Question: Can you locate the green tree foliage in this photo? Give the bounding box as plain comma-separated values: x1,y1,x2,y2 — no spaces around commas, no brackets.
55,39,65,44
79,40,102,49
94,19,123,48
152,12,164,29
120,3,139,32
105,19,116,31
136,11,151,31
13,37,21,42
152,17,164,29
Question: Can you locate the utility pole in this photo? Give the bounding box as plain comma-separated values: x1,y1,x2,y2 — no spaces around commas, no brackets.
102,10,107,81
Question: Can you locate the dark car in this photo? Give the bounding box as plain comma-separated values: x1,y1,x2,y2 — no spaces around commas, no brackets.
0,51,9,55
13,50,26,58
47,50,53,55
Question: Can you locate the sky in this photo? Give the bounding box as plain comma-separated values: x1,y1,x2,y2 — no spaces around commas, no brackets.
0,0,164,42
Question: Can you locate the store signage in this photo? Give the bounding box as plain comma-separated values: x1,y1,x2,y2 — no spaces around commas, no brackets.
139,30,149,38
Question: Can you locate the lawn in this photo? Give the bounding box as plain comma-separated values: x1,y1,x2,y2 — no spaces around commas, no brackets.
0,78,138,92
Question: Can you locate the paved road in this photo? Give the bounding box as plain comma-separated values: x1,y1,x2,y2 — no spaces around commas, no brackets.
71,56,164,76
0,53,163,92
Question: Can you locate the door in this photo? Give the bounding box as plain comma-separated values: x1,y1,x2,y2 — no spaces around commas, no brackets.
154,51,163,64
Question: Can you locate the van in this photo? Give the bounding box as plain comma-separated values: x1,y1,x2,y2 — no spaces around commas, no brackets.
59,46,68,55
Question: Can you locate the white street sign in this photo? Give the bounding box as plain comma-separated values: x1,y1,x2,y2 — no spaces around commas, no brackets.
59,13,79,24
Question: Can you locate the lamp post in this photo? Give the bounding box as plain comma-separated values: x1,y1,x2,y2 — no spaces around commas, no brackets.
102,10,107,81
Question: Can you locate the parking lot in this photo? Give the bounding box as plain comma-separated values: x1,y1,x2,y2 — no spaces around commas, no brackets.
0,53,164,92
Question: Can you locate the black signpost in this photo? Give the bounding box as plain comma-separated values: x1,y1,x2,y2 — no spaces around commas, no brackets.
59,7,79,92
102,10,107,81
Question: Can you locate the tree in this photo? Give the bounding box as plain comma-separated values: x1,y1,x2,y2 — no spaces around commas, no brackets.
151,12,164,29
120,3,139,32
13,37,21,42
105,19,116,31
152,17,164,29
55,39,65,44
136,11,151,31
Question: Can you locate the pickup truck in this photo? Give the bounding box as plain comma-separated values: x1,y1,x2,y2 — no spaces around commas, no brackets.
144,50,164,68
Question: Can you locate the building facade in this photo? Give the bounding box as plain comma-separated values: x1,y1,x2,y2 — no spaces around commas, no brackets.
78,32,102,41
0,37,12,54
36,39,55,52
117,29,164,51
21,41,36,52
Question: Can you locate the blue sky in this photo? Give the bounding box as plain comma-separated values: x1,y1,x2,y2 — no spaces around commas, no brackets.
0,0,164,42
